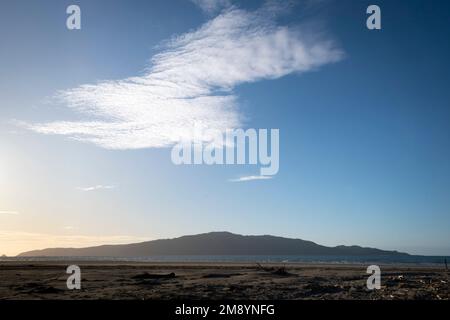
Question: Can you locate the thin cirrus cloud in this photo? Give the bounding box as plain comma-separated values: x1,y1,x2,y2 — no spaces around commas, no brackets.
21,5,343,150
0,211,20,215
76,185,116,192
190,0,231,13
229,175,273,182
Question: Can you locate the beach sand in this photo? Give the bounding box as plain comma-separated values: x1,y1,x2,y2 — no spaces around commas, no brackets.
0,261,448,300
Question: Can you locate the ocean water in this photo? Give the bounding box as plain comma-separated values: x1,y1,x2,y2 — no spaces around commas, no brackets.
1,255,449,266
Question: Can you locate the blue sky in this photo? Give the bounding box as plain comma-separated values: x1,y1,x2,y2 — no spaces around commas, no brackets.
1,0,450,255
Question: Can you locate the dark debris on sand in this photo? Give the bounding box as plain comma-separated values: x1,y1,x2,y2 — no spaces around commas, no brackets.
1,262,449,300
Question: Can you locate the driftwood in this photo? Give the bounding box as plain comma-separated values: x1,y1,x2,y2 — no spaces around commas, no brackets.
255,263,292,276
132,272,176,280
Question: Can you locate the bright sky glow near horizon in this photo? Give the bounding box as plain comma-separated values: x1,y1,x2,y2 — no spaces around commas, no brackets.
1,0,450,256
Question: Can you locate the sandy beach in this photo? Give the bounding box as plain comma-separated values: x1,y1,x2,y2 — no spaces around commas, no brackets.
0,261,448,300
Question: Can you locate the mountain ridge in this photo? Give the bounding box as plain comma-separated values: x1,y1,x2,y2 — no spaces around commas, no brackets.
18,231,409,257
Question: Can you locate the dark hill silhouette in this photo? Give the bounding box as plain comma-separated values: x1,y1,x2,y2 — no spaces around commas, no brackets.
18,232,408,257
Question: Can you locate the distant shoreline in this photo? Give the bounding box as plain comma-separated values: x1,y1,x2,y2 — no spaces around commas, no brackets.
1,254,449,267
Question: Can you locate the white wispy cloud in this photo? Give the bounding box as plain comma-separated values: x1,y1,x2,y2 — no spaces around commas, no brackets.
0,211,20,215
76,185,116,192
21,5,343,150
191,0,231,14
229,175,273,182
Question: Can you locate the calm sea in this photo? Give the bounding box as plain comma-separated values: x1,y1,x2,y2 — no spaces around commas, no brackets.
1,255,449,266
